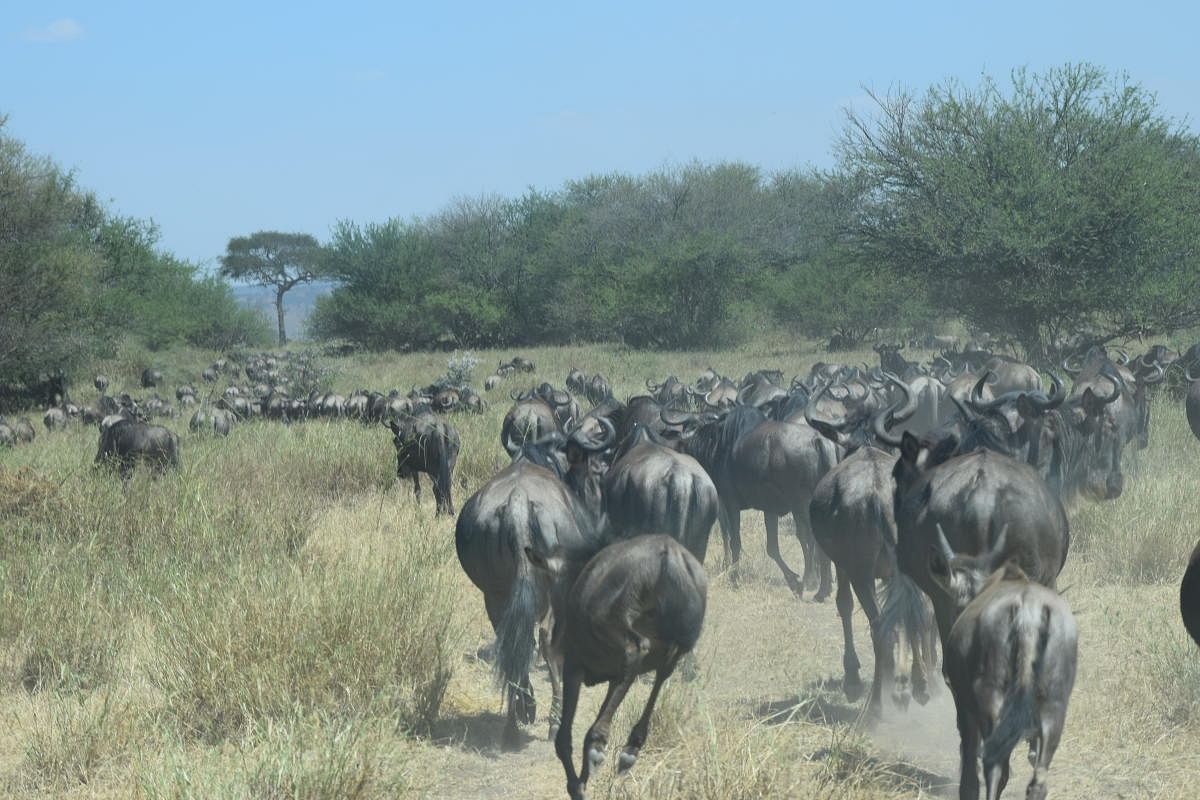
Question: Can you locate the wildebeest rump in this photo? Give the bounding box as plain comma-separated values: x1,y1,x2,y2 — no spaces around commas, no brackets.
95,418,180,478
603,425,719,562
931,533,1078,800
526,534,707,800
1182,540,1200,648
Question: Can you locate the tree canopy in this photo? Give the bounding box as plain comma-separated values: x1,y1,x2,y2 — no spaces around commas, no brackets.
839,63,1200,361
0,115,268,391
220,232,321,345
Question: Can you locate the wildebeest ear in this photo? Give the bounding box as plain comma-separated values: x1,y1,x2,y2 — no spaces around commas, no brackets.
899,431,921,463
927,434,958,468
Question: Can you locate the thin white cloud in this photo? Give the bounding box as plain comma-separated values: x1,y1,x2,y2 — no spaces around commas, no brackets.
22,18,84,44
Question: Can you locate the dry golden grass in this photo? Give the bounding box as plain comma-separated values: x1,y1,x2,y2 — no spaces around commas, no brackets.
0,337,1197,798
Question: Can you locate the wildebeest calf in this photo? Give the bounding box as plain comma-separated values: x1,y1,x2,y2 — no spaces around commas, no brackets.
930,527,1078,800
95,418,180,479
526,534,707,800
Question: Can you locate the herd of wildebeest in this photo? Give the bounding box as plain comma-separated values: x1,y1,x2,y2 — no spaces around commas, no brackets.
5,339,1200,800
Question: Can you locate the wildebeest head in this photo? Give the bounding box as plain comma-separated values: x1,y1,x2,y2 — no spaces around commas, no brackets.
516,417,616,517
926,523,1012,615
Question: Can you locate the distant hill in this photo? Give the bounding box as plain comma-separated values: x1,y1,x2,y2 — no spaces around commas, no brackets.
231,281,334,341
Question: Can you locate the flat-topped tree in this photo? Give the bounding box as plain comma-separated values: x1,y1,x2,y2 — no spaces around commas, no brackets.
220,231,320,345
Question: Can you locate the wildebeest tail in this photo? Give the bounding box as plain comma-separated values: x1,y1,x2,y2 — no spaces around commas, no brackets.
655,543,706,653
982,602,1049,766
492,497,539,695
878,570,932,656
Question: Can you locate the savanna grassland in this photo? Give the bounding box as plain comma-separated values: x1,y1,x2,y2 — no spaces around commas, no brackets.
1,336,1199,800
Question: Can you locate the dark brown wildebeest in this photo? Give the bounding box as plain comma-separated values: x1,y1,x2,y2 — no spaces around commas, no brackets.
565,368,588,395
646,375,689,409
502,388,562,454
662,404,839,600
892,431,1070,645
140,368,162,388
484,374,501,392
930,529,1078,800
95,417,180,479
385,412,461,515
809,376,936,717
455,423,615,749
1182,540,1200,648
525,534,707,800
94,374,109,394
0,421,14,447
509,356,536,373
584,374,612,407
603,425,719,562
2,415,36,444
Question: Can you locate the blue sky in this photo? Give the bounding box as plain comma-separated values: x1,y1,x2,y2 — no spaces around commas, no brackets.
4,1,1198,271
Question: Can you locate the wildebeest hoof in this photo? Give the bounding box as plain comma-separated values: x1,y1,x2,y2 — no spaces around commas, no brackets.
587,746,606,770
812,589,831,603
617,750,638,774
842,675,864,702
548,723,560,741
912,686,930,706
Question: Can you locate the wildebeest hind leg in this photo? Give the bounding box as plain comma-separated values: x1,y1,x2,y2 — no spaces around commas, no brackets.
835,567,864,703
619,653,681,774
581,675,635,787
764,512,804,598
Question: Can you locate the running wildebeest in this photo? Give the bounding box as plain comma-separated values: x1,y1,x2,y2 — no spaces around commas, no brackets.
385,412,461,515
95,417,180,479
455,422,615,748
525,533,707,800
1182,540,1200,648
930,529,1078,800
892,430,1070,644
662,402,838,599
809,376,936,716
603,424,719,562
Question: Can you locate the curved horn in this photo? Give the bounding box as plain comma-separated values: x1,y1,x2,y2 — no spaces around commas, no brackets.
1187,363,1200,383
1061,355,1081,376
1140,361,1165,385
1023,373,1066,412
971,372,994,404
934,523,956,566
1114,347,1129,365
883,372,918,424
574,415,616,452
846,378,870,401
660,407,695,427
1095,369,1123,405
502,425,521,456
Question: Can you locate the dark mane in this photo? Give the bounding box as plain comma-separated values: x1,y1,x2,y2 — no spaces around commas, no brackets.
687,405,765,469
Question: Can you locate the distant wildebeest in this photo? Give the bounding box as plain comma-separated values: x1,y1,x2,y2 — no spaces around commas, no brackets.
892,431,1070,645
584,374,612,407
565,368,588,395
190,407,236,437
95,417,180,479
526,534,707,800
1182,540,1200,648
502,388,562,454
931,529,1078,800
455,422,615,748
140,368,163,388
43,407,69,431
1,415,36,445
646,375,689,409
94,375,109,394
385,412,461,515
484,374,501,392
603,425,719,562
0,421,14,448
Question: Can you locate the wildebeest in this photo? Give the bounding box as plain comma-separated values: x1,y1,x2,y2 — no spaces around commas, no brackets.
645,375,689,409
1182,540,1200,648
455,423,614,748
0,421,14,447
95,417,180,479
94,375,109,394
584,374,612,407
1185,364,1200,442
0,415,36,444
525,534,707,800
662,403,839,600
484,374,501,392
385,412,461,515
809,377,936,716
190,407,236,437
892,431,1070,644
502,388,562,454
603,425,719,562
931,530,1078,800
43,407,68,431
140,368,163,388
565,368,588,395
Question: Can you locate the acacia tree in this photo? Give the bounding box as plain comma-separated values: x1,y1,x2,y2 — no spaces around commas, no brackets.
839,64,1200,362
220,231,320,345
